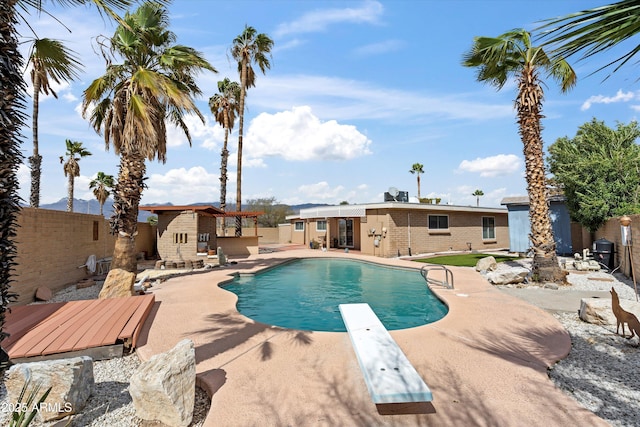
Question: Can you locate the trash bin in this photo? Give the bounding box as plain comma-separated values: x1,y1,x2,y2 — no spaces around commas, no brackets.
592,238,614,270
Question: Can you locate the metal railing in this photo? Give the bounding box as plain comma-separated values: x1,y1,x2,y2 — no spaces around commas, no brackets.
420,265,454,289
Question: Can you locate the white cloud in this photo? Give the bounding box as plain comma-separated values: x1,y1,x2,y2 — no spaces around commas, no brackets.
274,0,383,37
167,114,224,149
353,39,404,56
245,106,372,161
581,89,637,111
297,181,345,201
142,166,219,204
457,154,521,177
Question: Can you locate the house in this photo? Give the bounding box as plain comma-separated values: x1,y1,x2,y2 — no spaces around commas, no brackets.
500,195,586,256
139,205,263,259
285,202,509,257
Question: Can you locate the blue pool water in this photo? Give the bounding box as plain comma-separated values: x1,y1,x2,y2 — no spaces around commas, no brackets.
222,258,449,332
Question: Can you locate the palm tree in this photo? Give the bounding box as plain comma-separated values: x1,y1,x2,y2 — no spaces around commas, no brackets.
538,0,640,78
83,2,216,272
409,163,424,199
27,38,83,208
90,171,115,216
231,25,273,236
463,29,576,282
0,0,137,375
209,78,240,212
60,139,91,212
472,189,484,207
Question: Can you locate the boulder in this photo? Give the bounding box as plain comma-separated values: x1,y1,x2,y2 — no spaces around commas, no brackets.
99,268,135,298
35,286,52,301
475,256,497,272
130,339,196,427
579,298,616,325
5,356,93,422
486,268,529,285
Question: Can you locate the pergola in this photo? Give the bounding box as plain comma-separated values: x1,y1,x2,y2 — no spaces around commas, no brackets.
211,211,264,236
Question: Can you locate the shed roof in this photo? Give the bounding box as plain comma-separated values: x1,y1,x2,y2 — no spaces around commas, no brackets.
500,195,566,206
139,205,223,215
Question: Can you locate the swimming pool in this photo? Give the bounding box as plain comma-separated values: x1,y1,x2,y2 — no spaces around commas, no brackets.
223,258,449,332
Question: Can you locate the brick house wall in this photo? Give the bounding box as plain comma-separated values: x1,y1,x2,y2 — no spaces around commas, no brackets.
12,208,155,305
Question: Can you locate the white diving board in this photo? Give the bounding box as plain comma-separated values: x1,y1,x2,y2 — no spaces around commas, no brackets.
339,303,433,404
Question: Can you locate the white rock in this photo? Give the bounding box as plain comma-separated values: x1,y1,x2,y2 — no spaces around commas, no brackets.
486,268,529,285
130,339,196,427
5,356,93,422
475,256,497,272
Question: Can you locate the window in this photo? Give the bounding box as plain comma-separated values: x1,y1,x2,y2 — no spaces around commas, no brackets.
316,220,327,231
173,233,188,243
294,221,304,231
428,215,449,230
482,217,496,239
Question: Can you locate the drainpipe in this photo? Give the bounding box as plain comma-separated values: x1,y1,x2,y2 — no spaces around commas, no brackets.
408,213,412,256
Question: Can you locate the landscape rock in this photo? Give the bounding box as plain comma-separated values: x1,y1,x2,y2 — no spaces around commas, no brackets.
99,268,135,298
486,268,529,285
76,278,95,289
130,339,196,427
579,298,616,325
35,286,52,301
475,256,497,272
5,356,93,422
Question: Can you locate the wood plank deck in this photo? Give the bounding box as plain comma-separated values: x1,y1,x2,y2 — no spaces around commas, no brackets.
2,294,155,361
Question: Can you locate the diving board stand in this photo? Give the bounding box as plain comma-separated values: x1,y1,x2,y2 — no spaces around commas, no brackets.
339,303,433,404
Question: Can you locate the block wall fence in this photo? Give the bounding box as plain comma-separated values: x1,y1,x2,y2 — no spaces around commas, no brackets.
11,208,155,305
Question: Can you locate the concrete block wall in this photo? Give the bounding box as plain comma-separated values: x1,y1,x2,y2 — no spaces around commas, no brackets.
12,208,155,305
156,211,198,261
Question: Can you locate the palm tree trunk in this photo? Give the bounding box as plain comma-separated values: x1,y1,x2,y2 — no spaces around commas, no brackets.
517,66,565,283
110,151,146,272
235,61,247,237
67,174,74,212
220,122,229,212
29,77,41,208
417,175,421,199
0,0,24,369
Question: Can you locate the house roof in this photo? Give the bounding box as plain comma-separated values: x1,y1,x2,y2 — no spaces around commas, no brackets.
286,202,507,220
500,195,566,206
139,205,223,215
139,205,263,218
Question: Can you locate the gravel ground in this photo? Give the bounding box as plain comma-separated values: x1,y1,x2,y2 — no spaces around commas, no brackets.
491,257,640,427
2,259,640,426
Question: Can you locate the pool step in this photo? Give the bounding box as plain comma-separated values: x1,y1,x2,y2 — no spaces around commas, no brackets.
339,303,433,404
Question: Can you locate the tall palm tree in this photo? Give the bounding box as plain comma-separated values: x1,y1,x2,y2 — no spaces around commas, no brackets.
409,163,424,199
472,189,484,207
90,171,115,216
60,139,91,212
27,38,82,208
463,29,576,282
538,0,640,78
83,1,216,272
209,78,240,212
231,25,273,236
0,0,137,374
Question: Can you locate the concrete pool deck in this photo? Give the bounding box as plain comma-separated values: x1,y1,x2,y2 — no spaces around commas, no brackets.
135,248,607,426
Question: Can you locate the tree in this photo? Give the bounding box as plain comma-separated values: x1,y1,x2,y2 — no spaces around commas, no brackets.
409,163,424,199
83,2,216,272
472,189,484,207
231,25,273,236
209,78,240,212
548,119,640,232
463,29,576,282
90,171,115,216
27,38,82,208
538,0,640,78
0,0,137,374
247,197,292,227
60,139,91,212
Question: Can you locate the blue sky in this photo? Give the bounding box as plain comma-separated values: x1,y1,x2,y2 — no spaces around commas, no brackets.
16,0,640,209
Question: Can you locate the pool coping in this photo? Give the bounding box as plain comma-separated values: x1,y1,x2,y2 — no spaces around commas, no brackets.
135,248,608,427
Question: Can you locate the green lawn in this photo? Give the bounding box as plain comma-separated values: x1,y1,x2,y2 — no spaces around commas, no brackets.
414,253,520,267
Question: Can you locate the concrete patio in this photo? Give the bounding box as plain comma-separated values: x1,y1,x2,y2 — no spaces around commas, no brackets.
135,248,607,426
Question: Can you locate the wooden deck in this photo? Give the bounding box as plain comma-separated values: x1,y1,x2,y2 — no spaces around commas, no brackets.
2,294,155,362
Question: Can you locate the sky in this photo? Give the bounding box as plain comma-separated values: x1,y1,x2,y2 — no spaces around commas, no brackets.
14,0,640,210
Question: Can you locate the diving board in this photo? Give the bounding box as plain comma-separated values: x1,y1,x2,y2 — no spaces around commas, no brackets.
339,303,433,404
